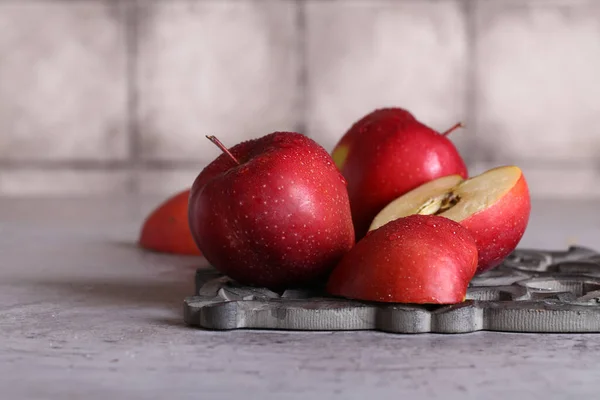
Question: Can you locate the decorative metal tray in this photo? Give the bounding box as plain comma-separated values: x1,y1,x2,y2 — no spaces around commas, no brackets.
184,246,600,333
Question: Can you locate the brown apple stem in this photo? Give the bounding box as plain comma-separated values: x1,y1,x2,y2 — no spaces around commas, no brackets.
441,122,464,137
206,135,240,165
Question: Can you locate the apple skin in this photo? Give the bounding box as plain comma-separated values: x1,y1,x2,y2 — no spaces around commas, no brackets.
326,214,478,304
460,172,531,274
188,132,355,290
332,107,415,167
332,109,468,240
139,189,201,256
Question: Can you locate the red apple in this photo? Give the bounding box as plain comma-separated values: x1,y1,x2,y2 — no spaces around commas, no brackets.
188,132,355,290
369,166,531,274
331,107,416,167
332,108,468,240
326,214,478,304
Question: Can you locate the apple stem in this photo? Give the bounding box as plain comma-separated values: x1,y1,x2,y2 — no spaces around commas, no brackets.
441,122,464,137
206,135,240,165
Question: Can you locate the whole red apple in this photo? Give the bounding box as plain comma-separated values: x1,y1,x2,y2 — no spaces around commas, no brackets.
188,132,355,290
332,107,416,167
332,108,468,239
370,166,531,273
326,214,478,304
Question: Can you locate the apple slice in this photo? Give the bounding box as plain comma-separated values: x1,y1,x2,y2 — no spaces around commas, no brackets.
326,214,479,304
369,166,531,273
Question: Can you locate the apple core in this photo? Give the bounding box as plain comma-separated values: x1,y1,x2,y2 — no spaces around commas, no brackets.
416,191,461,216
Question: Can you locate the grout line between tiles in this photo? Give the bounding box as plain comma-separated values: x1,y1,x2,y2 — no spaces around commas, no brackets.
125,0,141,195
464,0,479,166
294,0,309,136
0,160,206,171
0,159,597,172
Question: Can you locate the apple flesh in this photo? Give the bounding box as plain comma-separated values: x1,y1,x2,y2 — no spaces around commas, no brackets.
326,214,479,304
332,107,468,240
188,132,355,290
369,166,531,273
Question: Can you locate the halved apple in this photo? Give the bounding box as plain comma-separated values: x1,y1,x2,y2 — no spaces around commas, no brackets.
369,166,531,273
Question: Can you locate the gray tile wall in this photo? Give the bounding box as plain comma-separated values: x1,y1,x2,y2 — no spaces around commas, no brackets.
1,0,599,197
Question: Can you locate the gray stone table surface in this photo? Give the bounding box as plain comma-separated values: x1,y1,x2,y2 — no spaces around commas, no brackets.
1,196,600,400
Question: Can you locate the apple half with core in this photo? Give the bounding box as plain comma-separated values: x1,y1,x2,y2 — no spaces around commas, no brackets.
326,214,479,304
332,107,468,240
188,132,355,290
369,166,531,273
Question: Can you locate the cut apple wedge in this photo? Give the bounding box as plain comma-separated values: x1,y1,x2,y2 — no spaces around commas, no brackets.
327,214,479,304
369,166,531,273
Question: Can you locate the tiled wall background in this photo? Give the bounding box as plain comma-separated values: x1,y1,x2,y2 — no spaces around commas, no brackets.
1,0,599,197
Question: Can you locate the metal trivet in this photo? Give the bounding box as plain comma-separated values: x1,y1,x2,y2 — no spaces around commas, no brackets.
184,246,600,333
